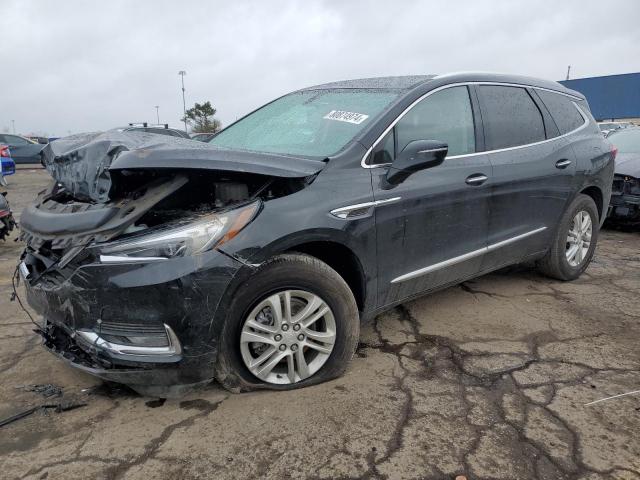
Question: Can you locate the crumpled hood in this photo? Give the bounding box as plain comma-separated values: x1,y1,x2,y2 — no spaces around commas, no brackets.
43,131,326,203
614,153,640,179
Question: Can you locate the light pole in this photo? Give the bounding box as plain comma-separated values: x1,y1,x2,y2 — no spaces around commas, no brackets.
178,70,187,133
155,105,160,124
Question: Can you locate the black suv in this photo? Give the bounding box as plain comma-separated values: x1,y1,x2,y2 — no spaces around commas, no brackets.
19,73,614,395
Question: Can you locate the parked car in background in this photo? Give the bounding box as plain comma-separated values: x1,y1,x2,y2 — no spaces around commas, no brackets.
19,73,614,395
0,134,47,164
607,127,640,224
191,132,217,142
27,136,50,145
117,123,191,139
0,145,16,181
598,121,634,137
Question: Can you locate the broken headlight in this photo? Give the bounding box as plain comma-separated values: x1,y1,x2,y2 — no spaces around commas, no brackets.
96,201,259,262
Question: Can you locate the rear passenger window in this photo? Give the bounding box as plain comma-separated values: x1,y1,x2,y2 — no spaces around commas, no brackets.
537,90,585,135
479,86,546,150
395,86,475,157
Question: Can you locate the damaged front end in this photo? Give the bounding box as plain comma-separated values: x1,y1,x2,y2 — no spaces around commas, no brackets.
607,152,640,225
608,173,640,225
0,191,16,241
18,131,322,395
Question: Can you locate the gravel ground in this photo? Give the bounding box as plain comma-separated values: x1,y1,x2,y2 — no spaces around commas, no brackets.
1,167,639,480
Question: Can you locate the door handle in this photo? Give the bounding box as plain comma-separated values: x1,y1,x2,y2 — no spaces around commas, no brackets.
465,174,488,186
555,159,572,169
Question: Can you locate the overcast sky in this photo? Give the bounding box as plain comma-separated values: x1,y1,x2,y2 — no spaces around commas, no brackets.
2,0,639,137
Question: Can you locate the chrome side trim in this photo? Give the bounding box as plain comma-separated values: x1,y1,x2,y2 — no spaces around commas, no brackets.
433,78,584,100
417,147,448,154
330,197,401,219
76,324,182,357
99,255,168,264
373,197,402,206
361,82,590,169
391,246,486,284
485,226,547,252
19,261,30,280
391,226,547,284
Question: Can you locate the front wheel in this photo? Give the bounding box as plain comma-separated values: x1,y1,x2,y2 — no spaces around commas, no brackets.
537,194,599,281
215,253,359,392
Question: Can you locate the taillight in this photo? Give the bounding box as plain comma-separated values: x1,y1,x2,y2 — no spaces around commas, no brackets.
0,146,9,158
611,145,618,161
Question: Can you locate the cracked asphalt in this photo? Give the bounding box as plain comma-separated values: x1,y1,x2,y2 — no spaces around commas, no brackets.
1,168,639,480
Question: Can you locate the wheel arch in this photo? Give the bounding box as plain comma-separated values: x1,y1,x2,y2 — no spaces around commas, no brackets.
580,185,604,221
285,240,367,312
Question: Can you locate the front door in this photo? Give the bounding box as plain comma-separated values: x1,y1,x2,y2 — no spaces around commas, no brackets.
370,85,492,307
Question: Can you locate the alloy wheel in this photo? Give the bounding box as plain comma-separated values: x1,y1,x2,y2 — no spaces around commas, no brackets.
239,289,336,384
565,210,593,267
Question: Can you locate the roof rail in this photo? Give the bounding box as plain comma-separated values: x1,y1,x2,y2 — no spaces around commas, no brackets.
127,123,169,129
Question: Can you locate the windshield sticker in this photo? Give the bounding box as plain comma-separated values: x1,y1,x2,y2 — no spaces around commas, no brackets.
324,110,369,125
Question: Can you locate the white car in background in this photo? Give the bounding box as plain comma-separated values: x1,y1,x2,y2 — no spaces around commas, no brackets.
598,121,634,137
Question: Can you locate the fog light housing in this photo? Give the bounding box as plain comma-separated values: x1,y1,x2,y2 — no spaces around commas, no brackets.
96,321,170,348
76,323,182,357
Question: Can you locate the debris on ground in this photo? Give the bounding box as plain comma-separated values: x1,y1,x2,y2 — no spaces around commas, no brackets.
16,384,63,398
0,402,87,428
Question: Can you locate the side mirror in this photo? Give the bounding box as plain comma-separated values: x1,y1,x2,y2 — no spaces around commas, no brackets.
385,140,448,185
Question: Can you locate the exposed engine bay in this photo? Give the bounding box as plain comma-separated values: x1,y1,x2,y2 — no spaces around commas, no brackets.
19,131,320,254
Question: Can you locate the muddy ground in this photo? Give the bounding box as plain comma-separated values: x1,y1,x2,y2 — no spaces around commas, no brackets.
0,167,639,480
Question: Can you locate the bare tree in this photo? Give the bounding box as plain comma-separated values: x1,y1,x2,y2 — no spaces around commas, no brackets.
181,101,222,133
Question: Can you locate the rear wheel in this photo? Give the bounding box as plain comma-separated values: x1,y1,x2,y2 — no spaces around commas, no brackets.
215,253,359,392
537,194,599,280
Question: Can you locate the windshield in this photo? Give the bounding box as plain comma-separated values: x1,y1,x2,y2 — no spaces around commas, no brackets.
209,89,400,157
610,129,640,154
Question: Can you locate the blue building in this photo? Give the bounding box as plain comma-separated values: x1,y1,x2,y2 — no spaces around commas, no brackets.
559,72,640,122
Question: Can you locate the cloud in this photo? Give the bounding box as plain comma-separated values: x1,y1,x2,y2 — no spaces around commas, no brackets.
1,0,639,136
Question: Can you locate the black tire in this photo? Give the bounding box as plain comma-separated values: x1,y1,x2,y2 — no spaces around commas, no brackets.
537,194,599,281
214,253,360,392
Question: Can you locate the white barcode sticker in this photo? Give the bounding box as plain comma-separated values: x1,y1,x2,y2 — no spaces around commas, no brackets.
323,110,369,125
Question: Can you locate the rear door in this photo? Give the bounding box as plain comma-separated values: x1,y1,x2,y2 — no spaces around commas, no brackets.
370,85,492,306
476,85,577,270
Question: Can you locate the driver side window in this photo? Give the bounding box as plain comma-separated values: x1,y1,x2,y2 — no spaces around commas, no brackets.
396,86,476,157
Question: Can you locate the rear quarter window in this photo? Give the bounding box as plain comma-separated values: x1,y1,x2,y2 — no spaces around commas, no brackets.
479,86,546,150
537,90,585,135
